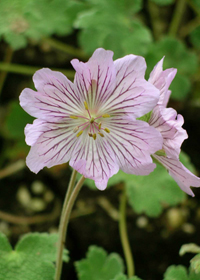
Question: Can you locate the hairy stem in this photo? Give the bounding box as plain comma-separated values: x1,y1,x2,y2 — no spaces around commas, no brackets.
119,189,134,277
168,0,187,37
62,169,78,214
54,174,85,280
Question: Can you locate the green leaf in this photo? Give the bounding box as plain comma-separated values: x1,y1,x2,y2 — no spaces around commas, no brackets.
121,21,152,56
76,0,152,58
163,265,188,280
75,246,124,280
0,0,86,49
163,265,200,280
0,233,68,280
179,244,200,256
111,273,143,280
145,37,198,101
190,254,200,274
126,164,186,217
150,0,175,5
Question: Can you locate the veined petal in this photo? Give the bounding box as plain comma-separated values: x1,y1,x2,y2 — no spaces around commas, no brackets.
105,119,163,175
149,106,188,158
26,120,78,173
20,68,81,120
25,119,46,146
69,133,119,190
153,154,200,196
102,55,160,118
71,48,116,108
149,57,177,107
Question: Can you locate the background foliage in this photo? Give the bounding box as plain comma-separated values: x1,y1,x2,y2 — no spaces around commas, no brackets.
0,0,200,279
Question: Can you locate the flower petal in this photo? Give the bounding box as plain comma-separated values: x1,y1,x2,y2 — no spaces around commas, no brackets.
102,55,160,118
149,106,188,158
153,154,200,196
20,68,81,120
149,57,177,107
69,134,119,190
71,48,116,108
25,120,78,173
105,119,163,175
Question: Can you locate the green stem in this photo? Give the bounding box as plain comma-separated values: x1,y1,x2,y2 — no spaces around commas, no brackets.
54,175,85,280
62,169,77,214
42,37,88,60
168,0,187,37
0,62,75,78
119,189,134,278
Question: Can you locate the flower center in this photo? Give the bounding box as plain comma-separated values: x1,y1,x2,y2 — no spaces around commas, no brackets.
70,101,110,140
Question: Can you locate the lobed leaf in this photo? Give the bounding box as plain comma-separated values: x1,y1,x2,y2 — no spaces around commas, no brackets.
75,246,124,280
0,233,68,280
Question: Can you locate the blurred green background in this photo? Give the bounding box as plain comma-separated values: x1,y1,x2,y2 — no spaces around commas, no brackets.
0,0,200,279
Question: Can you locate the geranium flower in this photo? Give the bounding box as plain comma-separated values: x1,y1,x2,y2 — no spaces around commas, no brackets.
20,48,163,190
149,58,200,196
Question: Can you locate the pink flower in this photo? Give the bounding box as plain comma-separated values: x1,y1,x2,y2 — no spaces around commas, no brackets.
149,58,200,196
20,48,162,190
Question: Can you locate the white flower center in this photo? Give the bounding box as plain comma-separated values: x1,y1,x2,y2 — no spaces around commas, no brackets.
70,101,110,140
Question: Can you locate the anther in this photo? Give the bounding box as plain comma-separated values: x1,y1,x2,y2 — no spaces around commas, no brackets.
102,114,110,118
88,133,93,137
70,115,79,119
76,130,83,137
73,126,79,133
98,132,104,137
93,133,97,140
84,101,89,110
98,122,102,129
104,128,110,133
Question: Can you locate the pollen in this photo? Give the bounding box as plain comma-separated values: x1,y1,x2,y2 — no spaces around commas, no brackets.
70,115,79,119
93,133,97,140
98,132,104,137
104,128,110,133
76,130,83,137
84,101,89,110
98,122,102,129
88,133,93,137
73,126,79,133
102,114,110,118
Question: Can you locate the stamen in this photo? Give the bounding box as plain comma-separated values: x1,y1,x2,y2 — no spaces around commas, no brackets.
93,133,97,140
98,122,102,129
76,130,83,137
102,114,110,118
104,128,110,133
88,133,93,137
73,126,79,133
98,132,104,137
70,115,79,119
84,101,89,110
